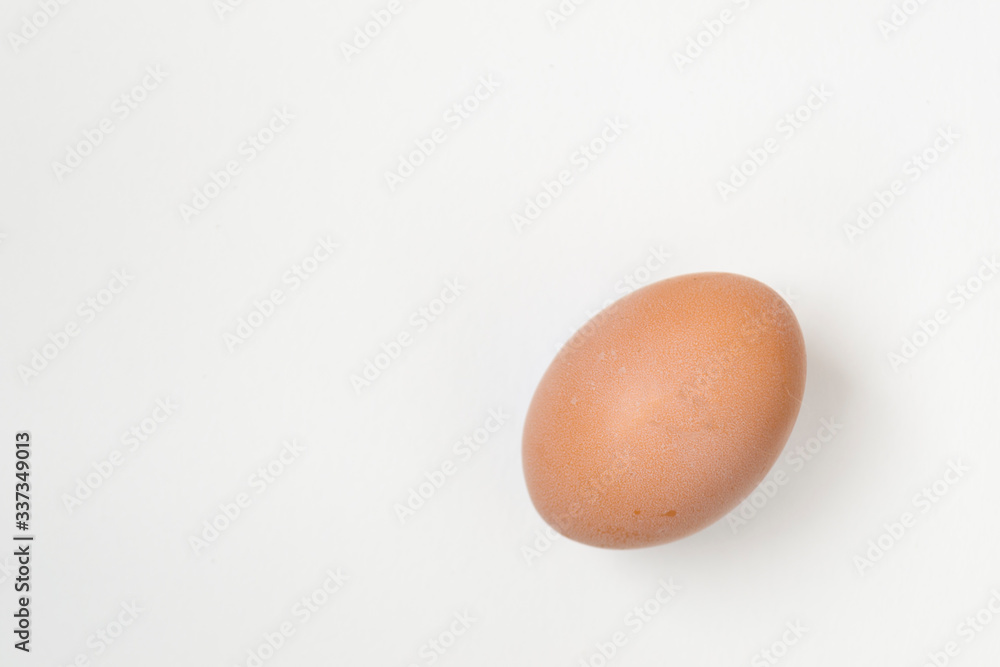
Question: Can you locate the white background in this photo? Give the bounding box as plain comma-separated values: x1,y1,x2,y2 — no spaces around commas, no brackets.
2,0,999,665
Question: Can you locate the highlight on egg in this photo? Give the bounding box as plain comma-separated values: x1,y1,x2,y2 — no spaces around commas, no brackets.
522,272,806,549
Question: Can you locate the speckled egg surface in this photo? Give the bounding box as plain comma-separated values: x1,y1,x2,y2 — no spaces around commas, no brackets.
522,272,806,549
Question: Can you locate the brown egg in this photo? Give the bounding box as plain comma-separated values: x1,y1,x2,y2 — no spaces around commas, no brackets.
522,272,806,548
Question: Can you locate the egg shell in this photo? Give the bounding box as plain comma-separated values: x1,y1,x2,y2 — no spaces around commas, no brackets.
522,272,806,548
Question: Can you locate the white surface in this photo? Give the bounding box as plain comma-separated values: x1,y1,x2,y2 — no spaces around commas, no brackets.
2,1,999,665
